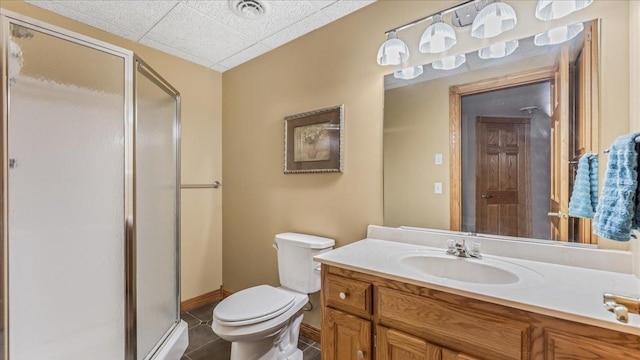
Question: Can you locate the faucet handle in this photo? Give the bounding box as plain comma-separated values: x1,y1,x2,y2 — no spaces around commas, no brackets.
446,239,456,254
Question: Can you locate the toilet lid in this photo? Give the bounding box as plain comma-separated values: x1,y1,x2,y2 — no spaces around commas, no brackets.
214,285,296,326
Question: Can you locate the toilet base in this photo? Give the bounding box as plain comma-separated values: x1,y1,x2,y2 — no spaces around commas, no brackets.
229,312,304,360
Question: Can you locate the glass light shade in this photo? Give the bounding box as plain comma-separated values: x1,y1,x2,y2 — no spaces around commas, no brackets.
393,65,424,80
419,16,457,54
471,2,518,39
535,0,593,21
377,31,409,66
432,54,466,70
478,39,519,59
534,23,584,46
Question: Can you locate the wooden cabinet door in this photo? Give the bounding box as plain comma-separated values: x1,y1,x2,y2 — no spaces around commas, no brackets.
322,307,371,360
546,331,640,360
442,349,482,360
376,325,441,360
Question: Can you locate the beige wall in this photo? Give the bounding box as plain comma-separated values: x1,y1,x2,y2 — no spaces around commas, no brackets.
223,0,635,328
0,1,223,301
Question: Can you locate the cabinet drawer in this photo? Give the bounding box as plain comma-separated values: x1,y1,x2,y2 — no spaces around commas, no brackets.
325,274,371,318
377,287,530,360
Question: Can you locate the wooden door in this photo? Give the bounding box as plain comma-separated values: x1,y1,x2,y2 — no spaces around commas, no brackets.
322,307,371,360
550,45,571,241
442,349,482,360
376,326,441,360
476,117,531,237
568,20,599,244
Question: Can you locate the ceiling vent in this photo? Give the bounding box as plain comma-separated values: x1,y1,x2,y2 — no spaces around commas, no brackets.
229,0,270,20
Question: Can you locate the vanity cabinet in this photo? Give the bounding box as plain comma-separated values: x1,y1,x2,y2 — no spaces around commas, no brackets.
322,273,373,359
320,265,640,360
376,325,442,360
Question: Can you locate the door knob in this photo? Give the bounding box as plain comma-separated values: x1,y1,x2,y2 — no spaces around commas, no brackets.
547,211,568,219
481,193,494,199
357,350,364,358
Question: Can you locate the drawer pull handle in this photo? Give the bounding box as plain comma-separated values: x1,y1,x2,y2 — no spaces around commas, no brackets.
357,350,364,358
339,292,347,300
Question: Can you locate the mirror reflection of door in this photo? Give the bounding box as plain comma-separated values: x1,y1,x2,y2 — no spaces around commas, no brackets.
454,20,599,243
568,21,599,244
476,117,531,237
461,83,550,239
549,46,570,241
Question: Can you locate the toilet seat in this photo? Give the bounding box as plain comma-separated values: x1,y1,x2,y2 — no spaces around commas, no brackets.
214,285,296,326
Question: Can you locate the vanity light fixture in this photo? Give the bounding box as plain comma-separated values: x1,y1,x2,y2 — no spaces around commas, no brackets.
377,31,410,66
534,22,584,46
478,39,519,59
376,0,478,66
471,2,517,39
535,0,593,21
432,54,466,70
419,14,457,54
393,65,424,80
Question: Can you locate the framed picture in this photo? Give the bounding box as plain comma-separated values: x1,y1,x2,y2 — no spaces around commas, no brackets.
284,105,344,174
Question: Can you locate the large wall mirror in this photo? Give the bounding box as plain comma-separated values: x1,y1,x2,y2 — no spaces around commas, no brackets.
383,14,624,246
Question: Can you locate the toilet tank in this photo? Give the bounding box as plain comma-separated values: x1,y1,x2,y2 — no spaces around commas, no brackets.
275,232,335,293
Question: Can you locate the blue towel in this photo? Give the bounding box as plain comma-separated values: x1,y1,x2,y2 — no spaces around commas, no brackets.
568,153,598,219
593,132,640,241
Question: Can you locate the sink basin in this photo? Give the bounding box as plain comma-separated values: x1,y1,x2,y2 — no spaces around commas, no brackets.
389,250,543,286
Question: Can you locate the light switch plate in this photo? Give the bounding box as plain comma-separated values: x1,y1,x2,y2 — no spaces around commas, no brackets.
434,182,442,194
435,154,443,165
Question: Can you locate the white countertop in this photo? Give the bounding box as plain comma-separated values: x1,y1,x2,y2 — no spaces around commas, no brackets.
314,238,640,335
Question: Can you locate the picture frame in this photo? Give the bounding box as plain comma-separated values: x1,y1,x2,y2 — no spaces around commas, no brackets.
284,105,344,174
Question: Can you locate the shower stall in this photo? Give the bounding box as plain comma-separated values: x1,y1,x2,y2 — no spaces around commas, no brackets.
0,10,187,360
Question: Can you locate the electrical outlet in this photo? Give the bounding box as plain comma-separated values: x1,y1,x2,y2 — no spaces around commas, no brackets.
434,182,442,194
435,154,443,165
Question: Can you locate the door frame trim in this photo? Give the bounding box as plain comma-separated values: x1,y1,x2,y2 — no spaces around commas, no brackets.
449,67,555,231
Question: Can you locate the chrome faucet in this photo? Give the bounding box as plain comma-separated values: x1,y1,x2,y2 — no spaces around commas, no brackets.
446,239,482,259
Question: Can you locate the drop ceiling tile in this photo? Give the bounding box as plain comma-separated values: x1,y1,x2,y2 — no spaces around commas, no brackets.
261,11,332,49
218,42,271,69
142,3,254,63
186,0,318,42
24,0,138,39
322,0,376,22
26,0,179,40
309,1,339,10
139,38,214,68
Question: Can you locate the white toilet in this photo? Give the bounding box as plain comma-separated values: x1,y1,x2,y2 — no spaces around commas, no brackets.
211,232,335,360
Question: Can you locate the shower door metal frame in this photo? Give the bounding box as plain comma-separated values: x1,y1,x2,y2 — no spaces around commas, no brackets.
130,56,181,360
0,9,140,360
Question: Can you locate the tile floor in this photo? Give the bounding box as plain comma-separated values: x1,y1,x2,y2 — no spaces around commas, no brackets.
180,301,321,360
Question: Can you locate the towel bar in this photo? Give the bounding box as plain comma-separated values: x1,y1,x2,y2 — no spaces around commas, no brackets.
603,137,640,154
180,181,221,189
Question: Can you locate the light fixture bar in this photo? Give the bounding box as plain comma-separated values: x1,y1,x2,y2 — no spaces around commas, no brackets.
384,0,481,35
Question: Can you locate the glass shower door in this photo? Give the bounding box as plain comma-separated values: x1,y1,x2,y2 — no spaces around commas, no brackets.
134,59,181,360
6,22,128,360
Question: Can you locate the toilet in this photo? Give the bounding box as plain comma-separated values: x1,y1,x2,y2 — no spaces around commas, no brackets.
211,232,335,360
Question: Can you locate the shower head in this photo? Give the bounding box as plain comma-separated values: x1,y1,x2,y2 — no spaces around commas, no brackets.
519,106,541,114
